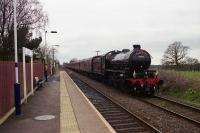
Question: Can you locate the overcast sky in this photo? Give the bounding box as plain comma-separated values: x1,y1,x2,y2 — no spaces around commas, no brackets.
39,0,200,64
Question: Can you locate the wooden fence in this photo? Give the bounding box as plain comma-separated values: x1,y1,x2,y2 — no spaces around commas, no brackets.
151,64,200,71
0,61,44,119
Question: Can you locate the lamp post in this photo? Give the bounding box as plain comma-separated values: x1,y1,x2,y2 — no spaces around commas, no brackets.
13,0,21,115
44,31,57,60
44,30,57,81
52,45,59,74
96,50,100,56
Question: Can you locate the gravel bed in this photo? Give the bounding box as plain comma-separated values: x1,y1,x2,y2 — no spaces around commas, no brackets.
67,70,200,133
158,94,200,109
144,97,200,122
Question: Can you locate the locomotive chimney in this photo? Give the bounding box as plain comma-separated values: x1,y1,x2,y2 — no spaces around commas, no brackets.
133,44,141,50
122,49,130,53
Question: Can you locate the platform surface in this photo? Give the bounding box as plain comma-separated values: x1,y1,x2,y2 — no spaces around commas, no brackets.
60,71,115,133
0,72,60,133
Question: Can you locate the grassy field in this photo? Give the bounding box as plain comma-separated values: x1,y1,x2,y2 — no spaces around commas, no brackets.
163,70,200,81
159,70,200,107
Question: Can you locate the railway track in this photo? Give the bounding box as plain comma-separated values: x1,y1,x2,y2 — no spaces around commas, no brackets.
70,75,161,133
139,95,200,126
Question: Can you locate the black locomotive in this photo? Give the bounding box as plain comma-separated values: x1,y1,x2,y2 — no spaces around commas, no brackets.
66,45,162,95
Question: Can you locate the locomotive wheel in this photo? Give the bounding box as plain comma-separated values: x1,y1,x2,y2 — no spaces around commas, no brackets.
123,80,132,93
149,90,155,96
107,79,113,86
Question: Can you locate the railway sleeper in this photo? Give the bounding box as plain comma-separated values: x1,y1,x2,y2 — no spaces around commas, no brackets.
99,110,122,114
88,96,105,99
94,102,114,105
105,115,131,120
93,103,114,106
101,110,124,114
101,112,125,116
95,105,117,109
97,107,119,111
114,123,143,130
115,126,147,133
108,119,135,124
112,122,138,127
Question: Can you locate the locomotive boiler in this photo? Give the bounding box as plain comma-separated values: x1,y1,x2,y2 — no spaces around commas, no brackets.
105,45,151,74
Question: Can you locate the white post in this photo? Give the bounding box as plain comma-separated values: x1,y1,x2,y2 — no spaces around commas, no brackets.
14,0,21,115
22,47,27,103
23,47,33,98
14,0,18,83
44,31,47,62
31,56,34,95
50,60,52,75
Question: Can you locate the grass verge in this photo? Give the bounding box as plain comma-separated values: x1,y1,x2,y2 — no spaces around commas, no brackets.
159,70,200,107
160,87,200,107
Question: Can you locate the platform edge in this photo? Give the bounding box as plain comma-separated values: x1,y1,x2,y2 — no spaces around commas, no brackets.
64,71,116,133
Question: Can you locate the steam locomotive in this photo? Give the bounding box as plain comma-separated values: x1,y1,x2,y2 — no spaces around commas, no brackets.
66,45,163,95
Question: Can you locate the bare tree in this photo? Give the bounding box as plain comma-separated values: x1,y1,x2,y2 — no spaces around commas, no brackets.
0,0,47,48
185,57,199,65
34,45,51,60
162,41,189,66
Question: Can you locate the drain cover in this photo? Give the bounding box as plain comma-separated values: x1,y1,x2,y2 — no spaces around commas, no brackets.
34,115,55,121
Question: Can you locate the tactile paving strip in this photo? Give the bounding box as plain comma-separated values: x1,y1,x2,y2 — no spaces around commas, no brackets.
60,71,80,133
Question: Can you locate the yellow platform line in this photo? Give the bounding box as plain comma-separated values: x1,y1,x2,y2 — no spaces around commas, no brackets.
60,71,80,133
64,72,116,133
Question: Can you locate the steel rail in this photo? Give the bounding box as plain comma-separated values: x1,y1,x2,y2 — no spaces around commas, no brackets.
138,97,200,126
154,95,200,113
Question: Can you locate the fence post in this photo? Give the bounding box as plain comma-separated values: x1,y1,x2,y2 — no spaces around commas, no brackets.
23,47,27,103
31,57,34,95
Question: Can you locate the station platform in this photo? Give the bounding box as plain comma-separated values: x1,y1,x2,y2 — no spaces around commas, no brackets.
0,71,115,133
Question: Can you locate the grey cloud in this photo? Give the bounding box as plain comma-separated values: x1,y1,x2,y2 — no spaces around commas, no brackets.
40,0,200,64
